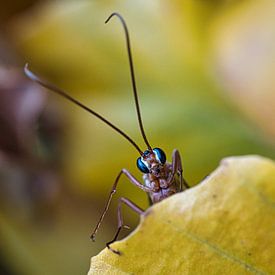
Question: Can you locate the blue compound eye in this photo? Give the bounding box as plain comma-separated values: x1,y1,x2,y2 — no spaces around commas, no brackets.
143,150,150,157
153,148,166,164
137,157,149,173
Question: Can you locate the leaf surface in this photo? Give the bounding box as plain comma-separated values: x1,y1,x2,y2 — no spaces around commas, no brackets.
88,156,275,274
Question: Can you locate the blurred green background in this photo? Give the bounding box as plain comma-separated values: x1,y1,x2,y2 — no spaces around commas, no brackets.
0,0,275,274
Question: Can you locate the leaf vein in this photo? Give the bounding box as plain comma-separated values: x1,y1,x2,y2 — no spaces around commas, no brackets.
165,220,267,275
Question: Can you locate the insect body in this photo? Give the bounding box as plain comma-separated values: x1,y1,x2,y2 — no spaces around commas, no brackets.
24,12,189,255
142,148,187,204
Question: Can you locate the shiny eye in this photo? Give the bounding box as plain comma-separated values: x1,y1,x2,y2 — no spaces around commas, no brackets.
153,148,166,164
143,150,150,157
137,157,149,173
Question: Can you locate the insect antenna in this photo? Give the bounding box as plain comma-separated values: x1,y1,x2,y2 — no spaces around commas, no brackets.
105,12,152,151
24,63,143,155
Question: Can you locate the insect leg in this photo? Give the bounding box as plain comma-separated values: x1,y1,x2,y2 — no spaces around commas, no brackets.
107,197,143,255
170,149,189,191
91,169,152,241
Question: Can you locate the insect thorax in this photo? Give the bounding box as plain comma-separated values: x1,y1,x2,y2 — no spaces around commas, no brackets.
143,162,181,204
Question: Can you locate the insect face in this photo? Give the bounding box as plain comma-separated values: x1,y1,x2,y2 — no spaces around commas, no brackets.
136,148,166,177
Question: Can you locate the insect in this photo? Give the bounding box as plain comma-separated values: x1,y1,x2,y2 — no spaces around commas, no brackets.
24,12,189,255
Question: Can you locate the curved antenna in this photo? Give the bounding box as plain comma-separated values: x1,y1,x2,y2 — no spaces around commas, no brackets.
24,64,143,155
105,12,152,150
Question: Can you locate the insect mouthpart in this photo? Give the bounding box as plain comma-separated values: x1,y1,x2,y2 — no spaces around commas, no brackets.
151,163,163,177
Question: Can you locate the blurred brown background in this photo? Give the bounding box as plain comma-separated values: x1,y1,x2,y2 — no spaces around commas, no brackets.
0,1,275,274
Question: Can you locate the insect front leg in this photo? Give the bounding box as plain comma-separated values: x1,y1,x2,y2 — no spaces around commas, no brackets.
169,149,189,191
107,197,143,255
91,169,152,242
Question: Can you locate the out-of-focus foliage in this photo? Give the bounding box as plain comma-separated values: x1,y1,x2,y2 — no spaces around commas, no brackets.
10,0,275,193
0,66,61,221
211,0,275,142
89,156,275,274
0,0,274,274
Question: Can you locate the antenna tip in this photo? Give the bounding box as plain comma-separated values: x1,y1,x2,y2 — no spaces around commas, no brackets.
24,63,31,77
24,63,38,82
90,234,96,242
105,12,121,24
24,63,29,73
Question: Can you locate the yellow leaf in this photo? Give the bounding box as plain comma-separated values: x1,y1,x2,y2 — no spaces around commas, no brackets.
88,155,275,274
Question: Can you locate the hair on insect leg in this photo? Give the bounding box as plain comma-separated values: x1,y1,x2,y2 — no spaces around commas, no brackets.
91,169,153,242
106,197,144,255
